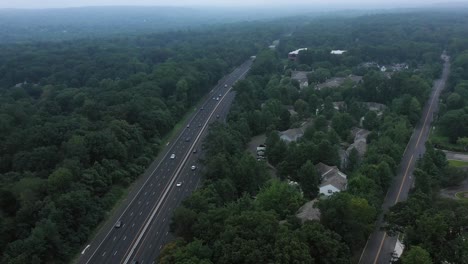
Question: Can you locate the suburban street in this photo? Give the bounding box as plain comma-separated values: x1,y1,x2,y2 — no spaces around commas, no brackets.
77,58,253,264
358,53,451,264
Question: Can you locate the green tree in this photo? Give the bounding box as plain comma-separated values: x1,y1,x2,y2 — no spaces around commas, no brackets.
297,161,320,199
401,246,432,264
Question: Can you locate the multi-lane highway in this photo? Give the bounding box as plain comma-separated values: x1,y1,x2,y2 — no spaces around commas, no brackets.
358,53,450,264
77,58,254,264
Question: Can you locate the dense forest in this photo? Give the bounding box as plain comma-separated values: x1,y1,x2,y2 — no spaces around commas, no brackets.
0,20,289,263
161,11,468,263
1,9,468,264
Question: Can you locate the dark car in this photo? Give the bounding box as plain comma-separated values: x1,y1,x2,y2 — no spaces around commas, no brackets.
193,149,197,154
216,114,220,119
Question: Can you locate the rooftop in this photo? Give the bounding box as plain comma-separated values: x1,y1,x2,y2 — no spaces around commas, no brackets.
288,48,308,55
296,199,321,222
330,50,347,55
315,162,348,191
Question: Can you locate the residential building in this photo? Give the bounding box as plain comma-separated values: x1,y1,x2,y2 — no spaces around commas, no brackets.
315,162,348,196
288,48,308,61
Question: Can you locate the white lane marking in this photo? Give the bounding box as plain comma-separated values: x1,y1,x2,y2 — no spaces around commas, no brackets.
149,244,152,248
152,192,155,196
130,212,133,216
102,252,106,257
163,218,166,222
166,231,168,236
114,251,117,256
138,200,141,205
144,192,147,195
139,211,142,215
150,183,153,187
113,236,116,241
158,183,161,186
159,245,162,249
123,236,126,241
81,245,91,255
122,224,125,228
146,201,149,205
132,223,135,227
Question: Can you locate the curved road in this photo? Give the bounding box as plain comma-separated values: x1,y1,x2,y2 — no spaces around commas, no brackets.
358,53,450,264
77,58,253,264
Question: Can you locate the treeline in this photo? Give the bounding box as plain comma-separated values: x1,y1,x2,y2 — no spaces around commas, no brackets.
160,11,453,262
435,48,468,150
0,21,288,263
384,144,468,263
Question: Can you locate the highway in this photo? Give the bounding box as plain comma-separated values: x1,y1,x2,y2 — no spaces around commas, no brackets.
358,53,450,264
77,58,253,264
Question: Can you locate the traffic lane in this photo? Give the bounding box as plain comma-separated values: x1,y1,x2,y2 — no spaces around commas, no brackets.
121,62,252,262
81,61,252,264
136,169,202,263
130,166,200,261
96,159,181,264
98,133,199,263
358,58,450,264
130,78,243,263
79,87,213,263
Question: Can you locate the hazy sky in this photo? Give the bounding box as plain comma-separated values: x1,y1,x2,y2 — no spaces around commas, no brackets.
0,0,454,9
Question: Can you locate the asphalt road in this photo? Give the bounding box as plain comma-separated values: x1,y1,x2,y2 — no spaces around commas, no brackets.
77,58,253,264
358,54,450,264
443,150,468,162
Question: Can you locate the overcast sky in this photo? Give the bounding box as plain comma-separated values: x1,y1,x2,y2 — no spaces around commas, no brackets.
0,0,458,9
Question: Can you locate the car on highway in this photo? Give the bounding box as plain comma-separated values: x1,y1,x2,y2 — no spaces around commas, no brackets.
219,93,222,97
170,154,175,159
198,123,202,127
176,182,182,187
193,148,197,154
185,137,191,142
200,107,204,110
216,97,219,101
191,165,196,170
216,114,220,119
224,84,228,87
186,124,190,128
115,220,122,228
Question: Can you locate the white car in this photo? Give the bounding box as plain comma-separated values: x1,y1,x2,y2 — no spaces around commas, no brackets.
191,165,196,170
170,154,175,159
224,84,228,87
216,97,219,101
176,182,182,187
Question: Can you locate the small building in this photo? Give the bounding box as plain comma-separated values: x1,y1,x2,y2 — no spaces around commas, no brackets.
315,162,348,196
330,50,347,55
296,200,321,222
288,48,308,61
291,71,312,89
280,128,304,143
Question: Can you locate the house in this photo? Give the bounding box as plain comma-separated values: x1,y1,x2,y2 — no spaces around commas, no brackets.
315,162,348,196
330,50,347,55
380,66,387,72
296,200,321,222
291,71,312,89
288,48,308,61
280,128,304,143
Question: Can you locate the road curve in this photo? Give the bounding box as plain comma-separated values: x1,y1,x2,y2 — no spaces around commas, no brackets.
358,54,450,264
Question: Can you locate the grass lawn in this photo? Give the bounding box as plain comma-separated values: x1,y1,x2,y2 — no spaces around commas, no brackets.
448,159,468,167
455,192,468,200
429,127,465,152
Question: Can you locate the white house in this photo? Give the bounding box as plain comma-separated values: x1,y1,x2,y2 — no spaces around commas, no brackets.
330,50,347,55
315,162,348,196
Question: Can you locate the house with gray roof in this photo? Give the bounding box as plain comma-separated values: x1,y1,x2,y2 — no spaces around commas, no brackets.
315,162,348,196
